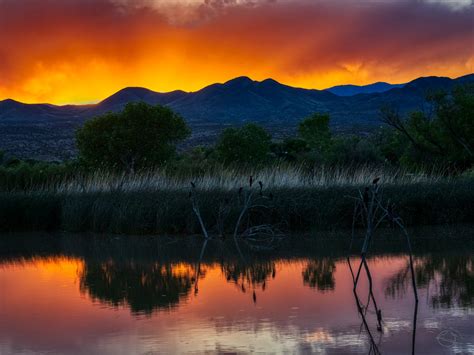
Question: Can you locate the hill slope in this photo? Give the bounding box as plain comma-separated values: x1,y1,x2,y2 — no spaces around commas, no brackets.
326,82,405,96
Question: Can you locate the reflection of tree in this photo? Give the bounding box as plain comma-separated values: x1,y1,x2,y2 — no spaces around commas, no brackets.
385,255,473,308
221,260,276,293
79,261,197,314
302,258,336,291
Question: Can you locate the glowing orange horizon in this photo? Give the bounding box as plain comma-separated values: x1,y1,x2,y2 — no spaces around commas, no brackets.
0,0,472,105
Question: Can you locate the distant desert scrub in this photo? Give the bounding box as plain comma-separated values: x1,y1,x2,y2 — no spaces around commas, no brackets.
0,164,472,235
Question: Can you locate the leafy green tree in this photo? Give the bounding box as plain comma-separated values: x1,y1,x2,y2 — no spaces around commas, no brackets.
215,123,272,165
298,113,332,152
381,85,474,171
435,86,474,163
370,128,407,165
271,138,310,162
168,146,219,176
324,136,384,166
76,102,190,172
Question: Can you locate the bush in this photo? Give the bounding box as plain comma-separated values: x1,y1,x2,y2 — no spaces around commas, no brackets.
215,123,272,165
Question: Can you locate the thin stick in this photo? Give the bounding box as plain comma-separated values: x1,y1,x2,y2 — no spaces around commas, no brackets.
193,238,208,295
348,258,382,355
233,190,253,240
189,182,210,240
191,195,210,240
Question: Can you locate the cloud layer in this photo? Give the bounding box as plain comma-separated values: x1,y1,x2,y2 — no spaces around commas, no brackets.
0,0,472,104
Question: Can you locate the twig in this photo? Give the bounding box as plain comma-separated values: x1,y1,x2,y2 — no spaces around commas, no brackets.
189,183,210,240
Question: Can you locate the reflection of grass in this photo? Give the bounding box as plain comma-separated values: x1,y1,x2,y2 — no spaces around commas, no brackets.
0,165,473,234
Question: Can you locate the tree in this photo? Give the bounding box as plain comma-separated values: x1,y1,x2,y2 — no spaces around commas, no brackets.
435,86,474,161
380,85,474,171
324,135,384,166
271,138,309,162
76,102,190,172
215,123,272,165
298,113,332,152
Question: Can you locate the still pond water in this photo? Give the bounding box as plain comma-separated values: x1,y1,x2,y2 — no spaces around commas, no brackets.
0,227,473,354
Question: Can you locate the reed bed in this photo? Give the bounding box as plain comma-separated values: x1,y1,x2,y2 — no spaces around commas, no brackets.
48,164,447,194
0,165,472,234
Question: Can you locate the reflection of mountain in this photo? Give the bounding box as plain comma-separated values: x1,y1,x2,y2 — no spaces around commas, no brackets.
79,261,196,314
302,258,336,291
385,255,473,308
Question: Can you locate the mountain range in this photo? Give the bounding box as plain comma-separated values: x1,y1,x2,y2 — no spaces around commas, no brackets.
1,73,473,160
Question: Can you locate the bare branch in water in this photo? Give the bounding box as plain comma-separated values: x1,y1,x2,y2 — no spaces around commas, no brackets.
349,179,419,354
189,182,210,240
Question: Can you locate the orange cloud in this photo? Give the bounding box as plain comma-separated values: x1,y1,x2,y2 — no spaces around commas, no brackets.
0,0,472,104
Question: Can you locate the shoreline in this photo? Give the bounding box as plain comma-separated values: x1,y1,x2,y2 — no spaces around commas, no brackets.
1,224,473,263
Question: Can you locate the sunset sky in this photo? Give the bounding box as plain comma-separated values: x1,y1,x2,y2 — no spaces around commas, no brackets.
0,0,473,105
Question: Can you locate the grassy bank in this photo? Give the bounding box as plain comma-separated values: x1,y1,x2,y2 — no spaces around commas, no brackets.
0,166,473,234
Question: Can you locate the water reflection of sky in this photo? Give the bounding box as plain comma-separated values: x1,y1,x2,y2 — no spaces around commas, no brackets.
0,251,472,354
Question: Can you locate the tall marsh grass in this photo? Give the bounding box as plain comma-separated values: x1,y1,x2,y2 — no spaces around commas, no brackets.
51,164,448,194
0,165,472,234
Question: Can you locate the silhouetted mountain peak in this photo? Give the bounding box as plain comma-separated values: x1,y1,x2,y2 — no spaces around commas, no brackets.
0,98,53,111
222,76,254,87
261,78,280,85
0,98,24,108
99,87,158,105
259,78,290,90
1,98,19,104
96,87,187,112
404,76,452,90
